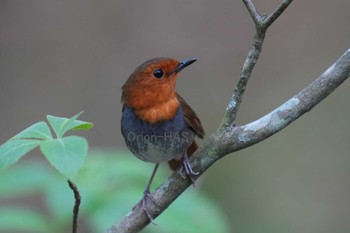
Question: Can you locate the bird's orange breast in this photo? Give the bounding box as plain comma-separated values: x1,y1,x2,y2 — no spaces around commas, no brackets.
134,96,180,124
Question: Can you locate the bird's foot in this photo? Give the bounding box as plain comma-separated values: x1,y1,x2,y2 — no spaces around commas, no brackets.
182,152,199,185
141,189,160,225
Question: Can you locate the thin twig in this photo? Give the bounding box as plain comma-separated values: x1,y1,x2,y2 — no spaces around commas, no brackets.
222,5,265,126
68,180,81,233
264,0,294,28
222,0,293,127
221,31,265,127
242,0,262,25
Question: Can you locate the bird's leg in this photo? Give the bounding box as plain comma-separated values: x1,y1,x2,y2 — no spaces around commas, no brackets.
181,151,199,185
141,163,160,224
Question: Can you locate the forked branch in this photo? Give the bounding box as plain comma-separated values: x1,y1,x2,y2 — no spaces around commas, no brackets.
106,1,350,232
223,0,294,127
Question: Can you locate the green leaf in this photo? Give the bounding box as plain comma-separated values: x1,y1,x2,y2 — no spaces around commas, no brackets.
0,207,51,232
11,121,52,140
40,136,88,180
0,139,41,170
47,112,93,138
71,120,94,131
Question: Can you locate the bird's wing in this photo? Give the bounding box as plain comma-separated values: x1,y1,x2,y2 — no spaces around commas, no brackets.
176,93,204,138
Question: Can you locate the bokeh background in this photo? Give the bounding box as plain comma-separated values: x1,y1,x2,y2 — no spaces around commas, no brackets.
1,0,350,232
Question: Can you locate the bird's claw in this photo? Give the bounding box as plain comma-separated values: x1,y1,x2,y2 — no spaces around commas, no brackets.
182,152,199,185
141,190,160,225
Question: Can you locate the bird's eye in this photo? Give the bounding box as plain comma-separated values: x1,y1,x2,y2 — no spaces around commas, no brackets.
153,69,164,79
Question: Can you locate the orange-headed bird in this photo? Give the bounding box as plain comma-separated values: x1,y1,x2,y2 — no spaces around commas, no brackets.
121,57,204,222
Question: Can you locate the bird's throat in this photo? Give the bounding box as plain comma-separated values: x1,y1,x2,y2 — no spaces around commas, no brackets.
135,97,180,124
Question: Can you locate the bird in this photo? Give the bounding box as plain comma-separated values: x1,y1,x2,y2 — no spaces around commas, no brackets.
121,57,204,222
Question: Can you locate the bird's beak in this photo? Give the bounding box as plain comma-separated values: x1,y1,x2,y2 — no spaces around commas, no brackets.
173,58,197,73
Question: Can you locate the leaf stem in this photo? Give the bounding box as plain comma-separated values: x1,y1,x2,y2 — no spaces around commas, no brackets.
68,180,81,233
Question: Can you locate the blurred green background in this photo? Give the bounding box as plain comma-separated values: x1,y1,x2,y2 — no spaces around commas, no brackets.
1,0,350,233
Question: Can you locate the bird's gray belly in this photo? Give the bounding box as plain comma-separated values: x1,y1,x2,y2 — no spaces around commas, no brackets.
128,131,194,163
121,106,195,163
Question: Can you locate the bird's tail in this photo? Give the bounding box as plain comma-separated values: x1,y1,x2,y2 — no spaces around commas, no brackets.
168,141,198,171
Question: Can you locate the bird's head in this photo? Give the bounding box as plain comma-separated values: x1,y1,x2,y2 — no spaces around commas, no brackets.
122,57,197,123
